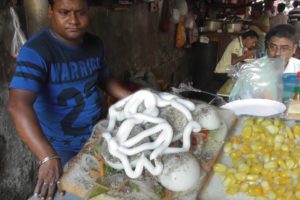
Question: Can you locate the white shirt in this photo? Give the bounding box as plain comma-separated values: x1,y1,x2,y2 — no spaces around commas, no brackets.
284,57,300,73
214,37,244,73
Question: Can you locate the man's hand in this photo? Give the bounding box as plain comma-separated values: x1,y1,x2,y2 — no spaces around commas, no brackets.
34,159,64,200
244,50,256,59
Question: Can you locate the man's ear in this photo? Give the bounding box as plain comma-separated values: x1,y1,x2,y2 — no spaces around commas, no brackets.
47,5,53,18
293,44,298,55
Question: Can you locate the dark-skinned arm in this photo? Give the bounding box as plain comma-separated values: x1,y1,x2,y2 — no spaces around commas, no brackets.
107,79,132,99
7,89,63,199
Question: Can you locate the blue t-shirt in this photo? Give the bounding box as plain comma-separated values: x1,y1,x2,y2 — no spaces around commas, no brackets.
10,29,109,151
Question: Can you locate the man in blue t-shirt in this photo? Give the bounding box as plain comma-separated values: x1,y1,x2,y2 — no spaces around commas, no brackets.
7,0,130,199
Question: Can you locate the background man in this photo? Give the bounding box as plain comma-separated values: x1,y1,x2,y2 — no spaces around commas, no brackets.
249,3,270,55
270,3,288,29
7,0,131,199
265,24,300,73
214,30,259,74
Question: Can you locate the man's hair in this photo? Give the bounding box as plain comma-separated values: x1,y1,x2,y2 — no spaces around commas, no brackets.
48,0,90,6
277,3,285,13
48,0,54,6
293,0,299,8
251,3,264,14
241,30,259,39
265,24,299,44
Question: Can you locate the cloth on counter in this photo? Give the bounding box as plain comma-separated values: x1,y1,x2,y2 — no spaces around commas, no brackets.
214,37,244,74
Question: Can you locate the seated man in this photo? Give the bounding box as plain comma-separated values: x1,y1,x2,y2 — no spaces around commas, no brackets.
265,24,300,73
214,30,259,74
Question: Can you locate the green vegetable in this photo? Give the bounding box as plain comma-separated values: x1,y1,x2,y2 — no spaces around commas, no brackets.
154,183,165,198
130,183,140,192
87,186,109,199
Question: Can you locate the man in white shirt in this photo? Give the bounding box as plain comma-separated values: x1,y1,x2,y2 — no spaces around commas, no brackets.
265,24,300,73
214,30,259,74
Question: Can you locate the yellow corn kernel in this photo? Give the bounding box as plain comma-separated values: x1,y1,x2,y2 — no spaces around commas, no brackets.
223,174,236,187
247,185,264,197
293,124,300,136
238,163,250,173
286,126,294,140
261,180,271,192
286,159,295,169
274,177,292,185
224,142,232,153
264,161,278,169
266,192,276,200
263,153,270,163
232,157,245,168
244,118,255,126
274,186,286,197
281,144,289,152
226,168,237,175
239,144,251,154
274,143,281,151
253,124,265,133
274,135,284,143
246,153,257,160
235,172,247,181
266,125,279,134
250,164,263,174
295,181,300,190
295,190,300,199
226,185,239,195
239,182,249,192
246,174,259,181
261,119,273,127
241,126,252,139
213,163,227,173
279,170,289,178
230,151,241,159
274,118,281,126
256,117,264,124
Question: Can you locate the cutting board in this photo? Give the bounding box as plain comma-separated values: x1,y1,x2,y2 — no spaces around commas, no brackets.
59,106,237,200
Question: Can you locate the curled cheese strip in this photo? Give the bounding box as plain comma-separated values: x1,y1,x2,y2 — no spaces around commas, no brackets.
102,89,204,178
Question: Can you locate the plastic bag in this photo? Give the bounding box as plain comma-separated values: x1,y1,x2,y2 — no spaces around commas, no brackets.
229,57,285,102
10,7,26,58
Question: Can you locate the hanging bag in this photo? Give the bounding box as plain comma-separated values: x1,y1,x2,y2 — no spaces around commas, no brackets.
10,6,26,58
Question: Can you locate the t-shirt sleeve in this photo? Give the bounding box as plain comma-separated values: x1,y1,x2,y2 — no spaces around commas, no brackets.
9,47,48,93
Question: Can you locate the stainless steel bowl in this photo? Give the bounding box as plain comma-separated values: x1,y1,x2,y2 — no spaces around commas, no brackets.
226,22,242,33
206,20,223,32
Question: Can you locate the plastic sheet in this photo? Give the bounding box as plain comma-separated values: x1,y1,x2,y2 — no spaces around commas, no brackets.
228,57,285,102
10,7,26,58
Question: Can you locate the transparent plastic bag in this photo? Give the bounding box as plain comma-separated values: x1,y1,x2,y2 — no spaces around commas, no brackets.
229,57,285,102
10,7,26,58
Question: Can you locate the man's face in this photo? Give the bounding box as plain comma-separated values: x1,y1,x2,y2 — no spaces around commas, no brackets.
267,36,297,65
244,37,258,49
48,0,89,46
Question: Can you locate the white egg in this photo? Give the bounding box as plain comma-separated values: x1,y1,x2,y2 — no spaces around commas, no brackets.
193,105,221,130
158,153,200,192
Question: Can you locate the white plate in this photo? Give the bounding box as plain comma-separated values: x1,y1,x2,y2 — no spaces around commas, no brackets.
221,99,286,117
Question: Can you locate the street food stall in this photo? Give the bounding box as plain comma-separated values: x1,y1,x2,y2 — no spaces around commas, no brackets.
41,83,300,200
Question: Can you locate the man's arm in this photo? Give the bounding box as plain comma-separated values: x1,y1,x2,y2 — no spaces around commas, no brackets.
231,50,256,65
7,89,62,198
106,79,132,99
8,89,57,160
